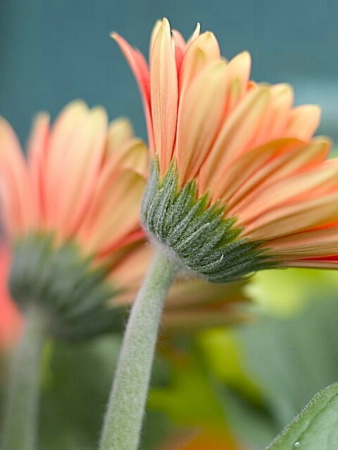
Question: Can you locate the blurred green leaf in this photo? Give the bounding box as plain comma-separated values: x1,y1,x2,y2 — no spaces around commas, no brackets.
196,329,278,448
149,347,226,427
266,381,338,449
228,290,338,448
237,296,338,427
10,334,172,450
247,267,338,316
38,336,120,450
198,328,262,402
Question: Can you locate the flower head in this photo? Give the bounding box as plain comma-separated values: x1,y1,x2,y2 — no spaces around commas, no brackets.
0,101,148,339
114,19,338,281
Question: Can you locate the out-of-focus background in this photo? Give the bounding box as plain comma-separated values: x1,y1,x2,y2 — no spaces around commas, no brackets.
0,0,337,144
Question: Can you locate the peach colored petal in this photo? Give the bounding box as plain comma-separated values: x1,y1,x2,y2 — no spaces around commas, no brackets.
109,243,153,305
176,60,227,183
149,20,163,57
112,33,154,153
79,170,145,255
172,29,187,71
27,114,50,224
102,228,145,255
167,278,246,308
225,51,252,111
0,118,35,233
253,84,293,143
199,87,271,193
227,51,251,85
222,137,330,208
237,160,338,224
105,118,134,154
150,18,179,174
212,138,303,203
286,105,321,140
53,107,108,236
99,136,148,192
268,227,338,258
179,32,220,94
187,23,201,44
244,192,338,240
286,259,338,269
105,137,149,177
44,101,89,226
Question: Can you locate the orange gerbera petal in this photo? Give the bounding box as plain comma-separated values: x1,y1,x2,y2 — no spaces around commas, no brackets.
0,118,36,235
27,113,50,224
150,18,179,174
112,33,154,153
78,169,145,254
199,87,271,192
105,118,134,153
269,227,338,259
55,106,108,235
178,32,220,95
176,60,227,183
286,105,321,140
245,192,338,240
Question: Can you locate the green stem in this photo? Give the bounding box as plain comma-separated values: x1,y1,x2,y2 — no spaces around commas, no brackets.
99,251,180,450
2,305,45,450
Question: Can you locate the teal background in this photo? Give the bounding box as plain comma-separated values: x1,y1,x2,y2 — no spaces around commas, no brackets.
0,0,337,144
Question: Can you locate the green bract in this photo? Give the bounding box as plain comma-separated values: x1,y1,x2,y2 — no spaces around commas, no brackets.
9,233,125,340
142,161,278,283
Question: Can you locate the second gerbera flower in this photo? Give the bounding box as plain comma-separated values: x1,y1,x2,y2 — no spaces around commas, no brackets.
0,101,148,339
114,18,338,282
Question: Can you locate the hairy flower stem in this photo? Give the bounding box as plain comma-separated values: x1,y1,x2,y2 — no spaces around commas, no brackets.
99,251,180,450
2,305,45,450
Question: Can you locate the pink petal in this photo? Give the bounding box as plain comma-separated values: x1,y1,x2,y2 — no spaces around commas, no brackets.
27,114,50,225
113,33,154,153
286,105,321,140
0,118,36,234
78,170,145,255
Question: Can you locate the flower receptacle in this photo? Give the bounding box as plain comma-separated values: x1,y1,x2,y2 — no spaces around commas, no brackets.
142,161,279,283
9,233,125,340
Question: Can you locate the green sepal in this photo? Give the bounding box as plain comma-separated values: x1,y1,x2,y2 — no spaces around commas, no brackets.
142,160,278,283
9,233,126,341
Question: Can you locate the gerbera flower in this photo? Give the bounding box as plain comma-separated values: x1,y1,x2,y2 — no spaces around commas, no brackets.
99,19,338,449
0,101,148,339
114,18,338,282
